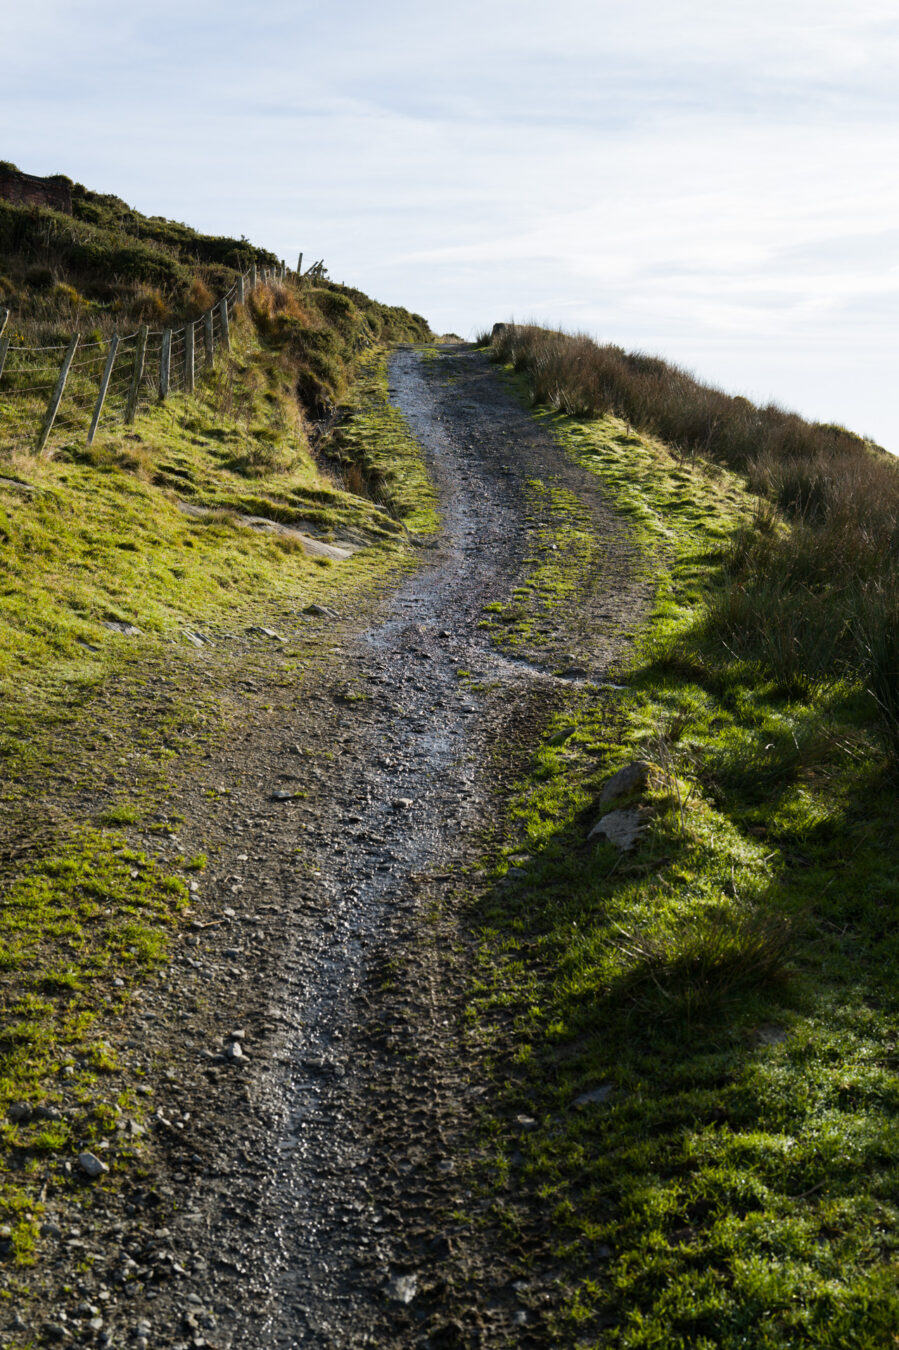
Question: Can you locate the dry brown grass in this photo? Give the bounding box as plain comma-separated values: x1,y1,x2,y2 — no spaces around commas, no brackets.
491,324,899,754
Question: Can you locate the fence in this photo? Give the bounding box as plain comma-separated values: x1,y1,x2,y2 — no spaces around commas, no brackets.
0,254,328,456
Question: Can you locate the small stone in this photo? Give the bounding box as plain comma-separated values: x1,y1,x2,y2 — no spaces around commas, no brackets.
225,1042,244,1061
104,621,142,636
270,790,295,801
599,760,650,805
88,1317,104,1333
587,807,651,851
514,1114,537,1132
78,1151,109,1179
40,1221,63,1238
573,1084,615,1108
42,1323,68,1342
246,625,284,640
8,1102,31,1123
386,1273,418,1304
391,798,413,811
34,1105,63,1121
302,603,339,618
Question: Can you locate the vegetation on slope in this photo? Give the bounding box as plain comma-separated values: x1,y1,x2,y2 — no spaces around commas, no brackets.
462,347,899,1345
489,324,899,765
0,182,435,1262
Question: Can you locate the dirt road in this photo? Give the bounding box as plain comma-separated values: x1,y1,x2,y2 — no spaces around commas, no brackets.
10,347,648,1348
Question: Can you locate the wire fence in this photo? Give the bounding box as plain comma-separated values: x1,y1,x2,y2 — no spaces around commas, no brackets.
0,255,328,456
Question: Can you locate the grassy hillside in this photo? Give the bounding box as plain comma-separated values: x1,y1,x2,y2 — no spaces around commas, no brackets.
0,181,439,1266
464,332,899,1347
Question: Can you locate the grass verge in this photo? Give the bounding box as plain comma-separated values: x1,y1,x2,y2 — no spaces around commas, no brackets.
465,398,899,1347
0,328,438,1263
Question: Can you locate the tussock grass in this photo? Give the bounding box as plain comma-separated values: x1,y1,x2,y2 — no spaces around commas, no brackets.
489,324,899,761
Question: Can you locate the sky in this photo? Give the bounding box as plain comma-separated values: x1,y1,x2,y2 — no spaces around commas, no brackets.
4,0,898,448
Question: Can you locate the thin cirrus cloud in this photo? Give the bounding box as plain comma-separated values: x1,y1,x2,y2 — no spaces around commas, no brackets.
2,0,898,446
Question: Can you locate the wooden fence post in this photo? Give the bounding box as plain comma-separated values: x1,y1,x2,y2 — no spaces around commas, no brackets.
250,263,258,290
237,272,245,305
125,325,149,424
184,321,195,393
297,251,303,276
159,329,172,402
219,299,230,352
37,333,79,454
281,260,286,281
204,309,214,365
0,309,10,384
87,333,119,445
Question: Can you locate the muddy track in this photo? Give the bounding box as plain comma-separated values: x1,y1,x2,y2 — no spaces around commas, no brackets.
7,348,649,1349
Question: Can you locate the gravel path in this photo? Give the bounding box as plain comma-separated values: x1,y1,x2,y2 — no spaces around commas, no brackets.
7,347,649,1349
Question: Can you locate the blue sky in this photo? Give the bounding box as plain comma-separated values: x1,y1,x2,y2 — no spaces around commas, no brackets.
4,0,898,448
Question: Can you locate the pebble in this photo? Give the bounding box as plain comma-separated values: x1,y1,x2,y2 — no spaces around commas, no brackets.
574,1084,615,1108
391,798,414,811
78,1151,109,1178
386,1273,418,1304
225,1042,244,1061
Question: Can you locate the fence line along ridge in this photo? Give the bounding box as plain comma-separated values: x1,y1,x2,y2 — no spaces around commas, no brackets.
0,256,326,456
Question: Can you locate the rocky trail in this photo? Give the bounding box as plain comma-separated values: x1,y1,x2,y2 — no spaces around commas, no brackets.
6,347,649,1349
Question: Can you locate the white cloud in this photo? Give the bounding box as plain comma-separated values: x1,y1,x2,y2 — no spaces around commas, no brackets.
2,0,898,447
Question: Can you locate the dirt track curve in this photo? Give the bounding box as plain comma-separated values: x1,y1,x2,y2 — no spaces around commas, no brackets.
10,347,649,1349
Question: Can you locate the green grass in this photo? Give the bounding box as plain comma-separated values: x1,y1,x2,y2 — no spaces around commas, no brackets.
0,828,187,1259
0,311,428,763
0,318,439,1261
465,397,899,1347
479,476,604,660
330,348,440,535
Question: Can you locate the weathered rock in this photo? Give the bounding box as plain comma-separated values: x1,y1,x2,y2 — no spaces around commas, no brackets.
247,626,284,641
77,1151,109,1179
599,760,650,805
8,1102,31,1123
587,807,651,850
387,1272,418,1304
573,1084,615,1108
103,621,142,636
